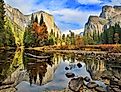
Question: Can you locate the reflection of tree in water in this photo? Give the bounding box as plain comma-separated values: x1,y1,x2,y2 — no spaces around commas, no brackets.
76,53,121,80
0,49,15,84
24,50,53,86
106,58,121,78
76,54,106,79
27,62,47,86
62,55,66,62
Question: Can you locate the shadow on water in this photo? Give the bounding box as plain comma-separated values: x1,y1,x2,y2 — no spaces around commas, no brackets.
0,49,121,91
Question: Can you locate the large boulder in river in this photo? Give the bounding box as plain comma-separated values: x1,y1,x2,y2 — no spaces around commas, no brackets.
68,77,83,92
77,63,82,68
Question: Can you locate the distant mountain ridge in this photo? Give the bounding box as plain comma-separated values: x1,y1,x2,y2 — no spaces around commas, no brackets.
84,5,121,41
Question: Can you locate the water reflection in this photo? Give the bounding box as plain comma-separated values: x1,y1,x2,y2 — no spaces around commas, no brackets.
24,54,53,85
0,49,121,91
0,48,24,87
0,49,15,83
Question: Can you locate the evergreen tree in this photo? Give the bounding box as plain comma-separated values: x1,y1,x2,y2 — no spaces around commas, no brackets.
97,30,100,43
35,15,38,23
92,30,98,44
107,25,114,44
69,30,75,45
102,29,108,44
5,17,16,46
39,14,44,26
57,32,59,38
31,13,34,24
24,26,36,47
48,29,54,45
66,34,71,45
50,29,54,35
114,23,121,44
62,34,65,42
0,0,5,46
114,33,120,44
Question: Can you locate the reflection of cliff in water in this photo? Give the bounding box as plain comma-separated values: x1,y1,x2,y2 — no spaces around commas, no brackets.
76,53,121,79
23,50,63,86
0,49,64,88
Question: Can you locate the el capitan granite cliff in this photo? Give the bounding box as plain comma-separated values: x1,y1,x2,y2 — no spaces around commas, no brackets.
4,4,61,46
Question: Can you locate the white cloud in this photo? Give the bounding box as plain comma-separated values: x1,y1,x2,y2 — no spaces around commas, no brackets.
4,0,36,14
111,0,121,5
52,8,100,23
77,0,102,4
51,8,100,31
62,28,84,35
103,0,121,6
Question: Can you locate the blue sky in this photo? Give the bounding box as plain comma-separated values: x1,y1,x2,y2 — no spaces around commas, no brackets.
4,0,121,34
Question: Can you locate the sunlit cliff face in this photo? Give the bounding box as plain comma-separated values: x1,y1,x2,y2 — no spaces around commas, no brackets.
84,5,121,40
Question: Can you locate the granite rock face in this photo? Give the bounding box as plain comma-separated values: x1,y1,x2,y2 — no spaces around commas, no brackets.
5,4,61,37
84,5,121,39
26,11,61,37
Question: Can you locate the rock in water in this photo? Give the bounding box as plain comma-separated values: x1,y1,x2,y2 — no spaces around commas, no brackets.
87,82,98,89
65,67,69,70
84,76,91,82
95,86,106,92
77,63,82,68
68,77,83,92
65,72,75,78
113,88,121,92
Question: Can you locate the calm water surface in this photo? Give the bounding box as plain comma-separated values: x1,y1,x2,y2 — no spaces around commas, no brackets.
0,48,121,92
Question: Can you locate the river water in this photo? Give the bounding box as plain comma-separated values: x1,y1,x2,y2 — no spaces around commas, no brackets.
0,48,121,92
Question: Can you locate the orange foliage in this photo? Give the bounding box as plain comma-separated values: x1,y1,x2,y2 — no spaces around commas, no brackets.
32,22,48,39
75,36,84,46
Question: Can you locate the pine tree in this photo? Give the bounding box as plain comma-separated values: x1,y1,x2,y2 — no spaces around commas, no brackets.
66,34,70,45
35,15,38,23
102,29,108,44
39,14,44,26
107,25,114,44
31,13,34,24
114,33,119,44
114,23,121,44
62,34,65,42
0,0,5,46
50,29,54,35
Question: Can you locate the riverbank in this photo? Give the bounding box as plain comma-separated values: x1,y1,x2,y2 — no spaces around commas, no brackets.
26,47,121,56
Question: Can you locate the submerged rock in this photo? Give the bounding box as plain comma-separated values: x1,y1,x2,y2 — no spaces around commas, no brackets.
113,88,121,92
118,81,121,87
68,77,83,92
65,72,75,78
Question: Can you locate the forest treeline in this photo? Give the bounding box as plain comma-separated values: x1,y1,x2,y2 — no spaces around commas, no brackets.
84,24,121,45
